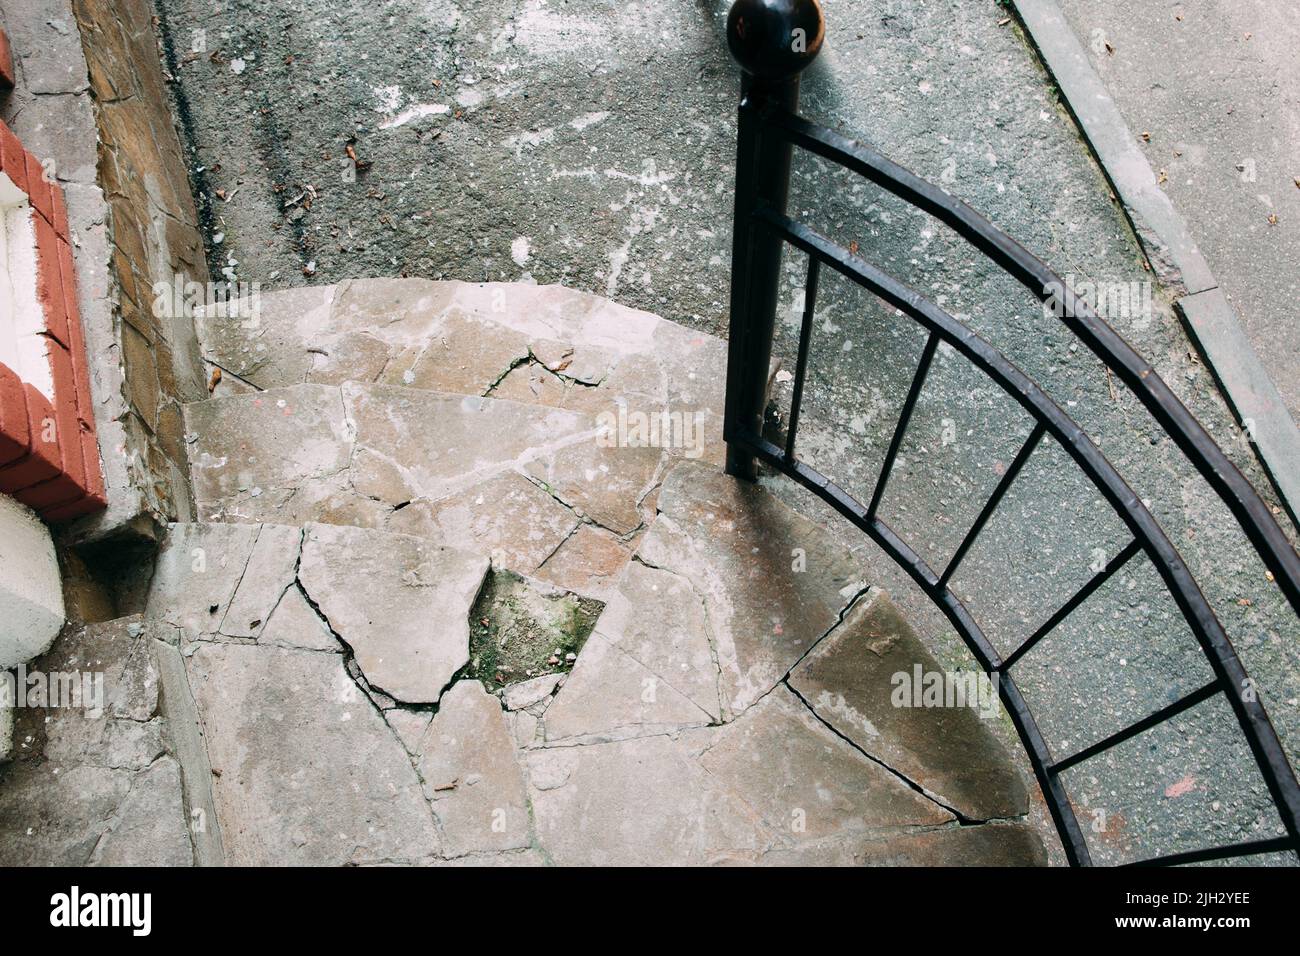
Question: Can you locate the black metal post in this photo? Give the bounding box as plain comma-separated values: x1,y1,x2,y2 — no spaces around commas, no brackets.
724,0,824,480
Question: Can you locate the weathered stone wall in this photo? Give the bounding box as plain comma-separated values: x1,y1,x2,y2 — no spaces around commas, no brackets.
70,0,207,529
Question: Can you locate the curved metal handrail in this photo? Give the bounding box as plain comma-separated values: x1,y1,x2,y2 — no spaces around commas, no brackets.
764,108,1300,617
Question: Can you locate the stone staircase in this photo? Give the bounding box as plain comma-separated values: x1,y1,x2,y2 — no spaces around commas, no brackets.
0,281,1046,865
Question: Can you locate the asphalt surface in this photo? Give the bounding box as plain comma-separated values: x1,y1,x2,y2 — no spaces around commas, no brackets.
1056,0,1300,421
154,0,1299,864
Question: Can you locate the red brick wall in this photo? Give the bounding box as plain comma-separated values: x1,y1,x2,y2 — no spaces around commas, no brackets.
0,117,106,523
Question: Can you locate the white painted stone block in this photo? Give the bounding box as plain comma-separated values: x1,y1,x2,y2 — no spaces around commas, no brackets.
0,493,65,670
0,199,53,401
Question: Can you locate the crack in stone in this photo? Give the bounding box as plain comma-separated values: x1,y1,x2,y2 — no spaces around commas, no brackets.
85,752,185,866
533,726,702,751
215,523,264,636
204,359,264,393
531,520,583,576
520,469,646,541
292,549,463,852
782,678,973,825
481,352,534,396
289,533,414,712
627,551,727,722
781,581,874,684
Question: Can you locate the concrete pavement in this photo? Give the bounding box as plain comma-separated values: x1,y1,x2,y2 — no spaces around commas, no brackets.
1054,0,1300,421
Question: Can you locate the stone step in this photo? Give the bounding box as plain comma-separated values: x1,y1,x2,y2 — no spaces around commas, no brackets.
98,455,1043,864
184,380,670,583
529,463,1037,859
138,519,518,864
197,278,733,420
185,277,763,589
146,521,490,706
147,278,1051,864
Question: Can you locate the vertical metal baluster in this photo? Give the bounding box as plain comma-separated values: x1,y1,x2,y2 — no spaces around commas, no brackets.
867,332,939,519
938,421,1047,590
784,256,820,463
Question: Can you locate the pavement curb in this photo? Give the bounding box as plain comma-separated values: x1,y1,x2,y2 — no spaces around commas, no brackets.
1010,0,1300,529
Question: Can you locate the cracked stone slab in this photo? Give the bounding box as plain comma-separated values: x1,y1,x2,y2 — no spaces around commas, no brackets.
220,524,302,638
524,732,772,866
195,279,732,461
635,461,869,714
344,382,594,507
387,471,578,575
197,285,338,387
186,384,355,523
376,309,532,395
92,757,194,866
415,680,531,856
525,438,663,535
386,709,434,755
186,639,439,865
531,338,617,387
501,673,565,712
0,764,134,865
298,523,489,704
489,360,572,407
44,712,166,774
258,585,340,653
186,367,717,562
147,522,302,639
698,685,952,845
588,559,722,721
148,523,256,634
789,590,1029,821
542,632,713,744
534,524,634,598
511,710,541,749
37,616,161,723
198,280,664,394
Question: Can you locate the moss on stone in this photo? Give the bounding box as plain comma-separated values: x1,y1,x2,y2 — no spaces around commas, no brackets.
466,569,602,688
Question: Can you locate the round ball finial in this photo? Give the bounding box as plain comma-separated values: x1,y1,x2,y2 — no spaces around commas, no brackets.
727,0,825,81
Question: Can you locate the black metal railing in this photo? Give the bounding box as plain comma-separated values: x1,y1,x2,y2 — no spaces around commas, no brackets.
722,0,1300,866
